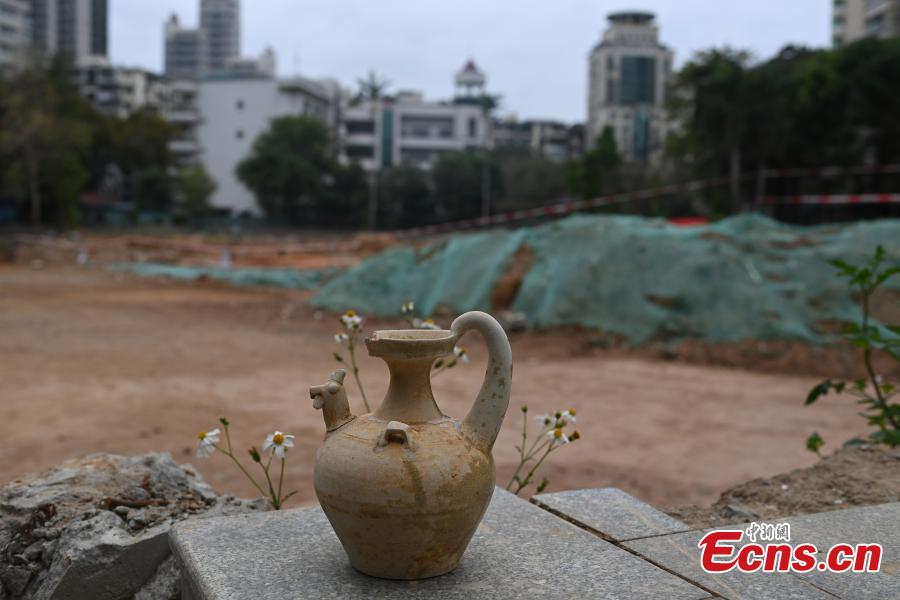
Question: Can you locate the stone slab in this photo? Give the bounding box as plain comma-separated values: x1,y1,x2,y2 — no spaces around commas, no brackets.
532,487,690,541
626,502,900,600
170,487,709,599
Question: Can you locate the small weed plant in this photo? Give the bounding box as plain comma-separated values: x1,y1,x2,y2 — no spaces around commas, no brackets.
195,301,580,507
805,246,900,452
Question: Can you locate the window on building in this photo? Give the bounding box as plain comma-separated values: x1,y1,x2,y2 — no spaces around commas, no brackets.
468,117,478,138
400,116,454,139
400,148,439,164
606,79,617,103
236,130,244,139
346,120,375,134
619,56,656,105
346,145,374,159
236,100,244,110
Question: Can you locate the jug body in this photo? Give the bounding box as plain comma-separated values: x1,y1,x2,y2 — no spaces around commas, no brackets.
311,312,512,579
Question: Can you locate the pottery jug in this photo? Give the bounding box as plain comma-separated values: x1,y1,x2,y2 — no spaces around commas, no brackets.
310,310,512,580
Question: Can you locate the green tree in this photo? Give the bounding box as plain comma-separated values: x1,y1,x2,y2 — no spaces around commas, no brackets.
431,151,501,222
377,165,433,228
236,115,366,227
566,126,621,200
668,48,751,211
0,58,92,227
175,166,217,220
133,167,173,213
495,149,566,211
354,70,390,103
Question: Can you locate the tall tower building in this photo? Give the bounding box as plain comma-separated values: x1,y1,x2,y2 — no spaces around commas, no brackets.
30,0,107,66
0,0,33,72
200,0,239,74
832,0,900,46
586,11,672,164
164,14,207,79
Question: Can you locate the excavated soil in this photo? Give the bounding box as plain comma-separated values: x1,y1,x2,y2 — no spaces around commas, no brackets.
0,263,878,510
668,444,900,527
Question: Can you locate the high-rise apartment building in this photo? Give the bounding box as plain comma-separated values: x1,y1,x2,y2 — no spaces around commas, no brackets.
164,14,206,79
30,0,107,66
832,0,900,46
586,11,672,164
200,0,239,74
0,0,32,71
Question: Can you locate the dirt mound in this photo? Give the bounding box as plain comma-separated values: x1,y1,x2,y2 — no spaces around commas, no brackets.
668,444,900,528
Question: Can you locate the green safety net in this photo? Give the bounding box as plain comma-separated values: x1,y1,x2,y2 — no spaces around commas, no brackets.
310,229,528,317
312,214,900,345
107,262,330,290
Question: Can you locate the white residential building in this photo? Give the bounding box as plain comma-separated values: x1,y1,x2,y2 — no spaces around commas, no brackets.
832,0,900,46
587,11,673,164
494,118,585,162
194,76,337,215
0,0,32,72
76,64,166,118
340,61,492,172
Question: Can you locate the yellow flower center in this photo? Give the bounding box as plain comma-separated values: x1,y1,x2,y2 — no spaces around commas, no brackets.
553,428,563,439
197,431,207,440
345,310,356,317
273,433,285,445
568,408,577,416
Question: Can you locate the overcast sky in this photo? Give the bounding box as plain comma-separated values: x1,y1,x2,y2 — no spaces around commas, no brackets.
111,1,829,123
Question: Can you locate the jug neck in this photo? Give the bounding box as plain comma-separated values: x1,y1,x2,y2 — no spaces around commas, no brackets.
373,357,444,423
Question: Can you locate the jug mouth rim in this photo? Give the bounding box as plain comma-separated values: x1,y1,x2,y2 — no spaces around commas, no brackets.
365,329,456,359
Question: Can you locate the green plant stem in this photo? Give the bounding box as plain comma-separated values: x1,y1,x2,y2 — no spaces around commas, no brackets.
277,458,285,503
213,444,267,498
347,337,371,412
260,456,278,509
514,444,554,495
861,287,900,431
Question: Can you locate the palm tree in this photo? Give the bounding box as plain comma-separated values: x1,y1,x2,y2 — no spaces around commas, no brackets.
354,70,390,104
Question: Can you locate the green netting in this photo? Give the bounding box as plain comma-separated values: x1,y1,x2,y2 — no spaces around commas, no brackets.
107,263,329,290
310,229,527,316
312,214,900,345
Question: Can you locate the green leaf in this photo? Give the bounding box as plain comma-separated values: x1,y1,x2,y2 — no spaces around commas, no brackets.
828,258,858,277
805,432,825,454
333,352,344,363
806,380,833,405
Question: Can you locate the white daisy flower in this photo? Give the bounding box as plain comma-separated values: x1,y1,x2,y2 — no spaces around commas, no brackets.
196,428,221,458
453,346,469,364
414,318,440,330
401,301,415,314
262,431,295,459
547,427,569,447
340,310,363,330
334,332,349,344
534,413,554,428
560,409,577,425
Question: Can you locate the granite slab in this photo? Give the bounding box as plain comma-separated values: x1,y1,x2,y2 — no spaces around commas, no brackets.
626,502,900,600
532,487,690,541
170,487,709,599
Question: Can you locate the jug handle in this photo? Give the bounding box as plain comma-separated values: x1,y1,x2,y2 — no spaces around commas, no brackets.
451,311,512,454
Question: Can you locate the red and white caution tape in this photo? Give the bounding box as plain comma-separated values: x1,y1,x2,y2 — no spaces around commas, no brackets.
764,193,900,205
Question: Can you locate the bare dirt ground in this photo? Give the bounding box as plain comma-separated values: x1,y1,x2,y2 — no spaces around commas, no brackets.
0,263,872,511
669,444,900,527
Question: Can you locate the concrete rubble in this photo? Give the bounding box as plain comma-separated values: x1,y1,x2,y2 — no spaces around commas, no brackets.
0,453,265,600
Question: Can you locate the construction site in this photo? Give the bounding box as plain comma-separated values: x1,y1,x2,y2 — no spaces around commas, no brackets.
3,212,898,515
